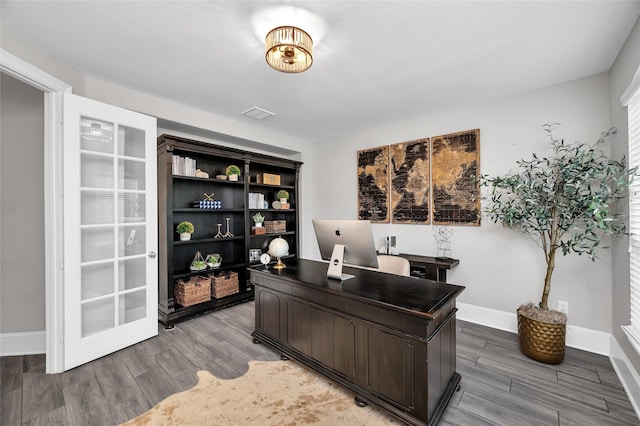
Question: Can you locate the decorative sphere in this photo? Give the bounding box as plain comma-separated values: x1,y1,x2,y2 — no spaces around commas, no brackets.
268,237,289,258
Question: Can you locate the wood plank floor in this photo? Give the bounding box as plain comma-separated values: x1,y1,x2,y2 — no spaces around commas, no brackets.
1,301,638,425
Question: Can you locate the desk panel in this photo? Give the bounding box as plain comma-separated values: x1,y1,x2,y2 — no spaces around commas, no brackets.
251,258,464,425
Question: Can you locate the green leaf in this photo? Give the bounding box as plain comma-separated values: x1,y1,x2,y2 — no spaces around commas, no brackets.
480,124,636,307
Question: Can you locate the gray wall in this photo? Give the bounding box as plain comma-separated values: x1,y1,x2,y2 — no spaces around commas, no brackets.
611,17,640,376
302,73,615,332
2,16,639,368
0,73,46,333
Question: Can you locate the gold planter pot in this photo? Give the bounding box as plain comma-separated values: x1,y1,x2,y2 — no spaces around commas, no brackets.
517,310,566,364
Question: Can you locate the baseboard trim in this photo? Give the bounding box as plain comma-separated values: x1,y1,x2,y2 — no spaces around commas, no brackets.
0,331,46,356
610,335,640,419
457,302,611,356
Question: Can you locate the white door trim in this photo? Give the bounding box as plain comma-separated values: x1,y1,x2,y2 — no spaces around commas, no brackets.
0,48,71,373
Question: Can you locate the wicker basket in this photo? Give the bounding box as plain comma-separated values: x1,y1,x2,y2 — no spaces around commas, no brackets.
175,276,211,307
517,310,566,364
210,271,239,299
265,220,286,234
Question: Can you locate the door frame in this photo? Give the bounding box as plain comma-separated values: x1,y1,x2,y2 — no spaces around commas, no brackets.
1,48,71,373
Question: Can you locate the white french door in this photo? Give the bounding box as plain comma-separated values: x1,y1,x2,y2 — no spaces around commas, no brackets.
63,93,158,370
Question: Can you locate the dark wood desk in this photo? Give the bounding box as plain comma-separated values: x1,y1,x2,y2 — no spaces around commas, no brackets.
394,253,459,282
250,258,465,426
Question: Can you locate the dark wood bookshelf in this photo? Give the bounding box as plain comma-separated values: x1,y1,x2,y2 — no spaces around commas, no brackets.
157,134,302,325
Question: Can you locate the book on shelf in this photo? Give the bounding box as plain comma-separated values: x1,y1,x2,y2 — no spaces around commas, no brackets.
249,192,265,209
172,155,197,177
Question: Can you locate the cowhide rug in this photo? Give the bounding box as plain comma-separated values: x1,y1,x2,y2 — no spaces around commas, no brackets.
122,360,400,425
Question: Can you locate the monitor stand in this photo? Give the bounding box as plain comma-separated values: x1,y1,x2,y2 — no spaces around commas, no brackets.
327,244,355,281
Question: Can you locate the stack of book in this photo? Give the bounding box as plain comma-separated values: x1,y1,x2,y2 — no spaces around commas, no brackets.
248,192,265,209
172,155,197,177
192,200,222,209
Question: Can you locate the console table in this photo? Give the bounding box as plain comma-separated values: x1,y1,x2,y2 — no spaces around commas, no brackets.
396,253,459,282
250,258,465,426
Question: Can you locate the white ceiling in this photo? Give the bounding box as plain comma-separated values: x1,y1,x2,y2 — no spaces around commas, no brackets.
2,1,639,143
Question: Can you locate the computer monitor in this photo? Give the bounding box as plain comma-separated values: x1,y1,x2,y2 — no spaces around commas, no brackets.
313,219,379,281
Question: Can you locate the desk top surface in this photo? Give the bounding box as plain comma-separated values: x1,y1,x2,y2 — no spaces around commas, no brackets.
395,253,460,268
251,258,465,317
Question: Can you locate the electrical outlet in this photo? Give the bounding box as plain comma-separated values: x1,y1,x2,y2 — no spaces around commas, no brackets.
557,300,569,315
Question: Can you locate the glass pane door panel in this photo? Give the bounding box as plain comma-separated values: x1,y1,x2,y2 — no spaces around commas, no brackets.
119,159,145,191
119,258,146,291
81,154,113,189
81,228,114,262
64,92,158,371
81,263,114,300
119,290,146,324
118,126,145,159
119,225,146,257
80,118,114,154
119,193,145,223
81,298,115,337
82,191,114,225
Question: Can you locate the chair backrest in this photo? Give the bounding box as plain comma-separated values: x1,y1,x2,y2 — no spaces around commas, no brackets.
376,255,411,277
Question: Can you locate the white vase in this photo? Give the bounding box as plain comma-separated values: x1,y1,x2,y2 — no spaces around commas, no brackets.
255,223,263,228
280,198,288,203
180,232,191,241
229,174,238,181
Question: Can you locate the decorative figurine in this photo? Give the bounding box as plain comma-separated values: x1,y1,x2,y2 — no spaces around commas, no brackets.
433,225,453,259
214,223,224,238
223,217,234,237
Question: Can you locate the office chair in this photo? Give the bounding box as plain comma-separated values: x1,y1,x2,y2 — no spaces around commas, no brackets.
376,254,411,277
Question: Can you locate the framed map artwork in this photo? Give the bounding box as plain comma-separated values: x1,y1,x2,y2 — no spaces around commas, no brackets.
431,129,481,225
357,146,390,223
390,138,430,224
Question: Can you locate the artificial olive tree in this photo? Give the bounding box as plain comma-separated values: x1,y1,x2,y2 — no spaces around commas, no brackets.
483,124,635,311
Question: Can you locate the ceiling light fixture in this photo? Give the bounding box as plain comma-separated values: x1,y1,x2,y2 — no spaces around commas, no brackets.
81,121,112,143
265,26,313,73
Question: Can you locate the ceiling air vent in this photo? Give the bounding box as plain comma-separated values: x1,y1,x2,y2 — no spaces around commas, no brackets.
241,107,275,120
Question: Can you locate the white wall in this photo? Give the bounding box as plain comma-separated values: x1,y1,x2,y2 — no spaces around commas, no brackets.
83,76,306,157
1,31,84,94
0,73,45,333
302,73,615,333
2,30,307,159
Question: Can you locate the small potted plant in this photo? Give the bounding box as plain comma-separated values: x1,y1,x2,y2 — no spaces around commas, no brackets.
226,165,242,182
277,189,289,203
252,212,265,228
176,221,195,241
